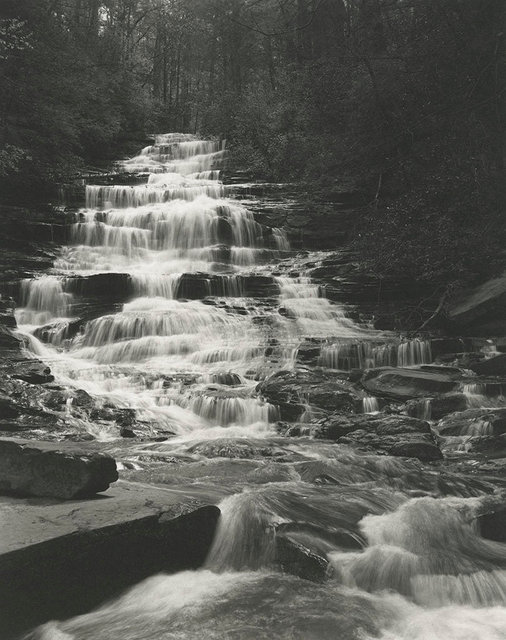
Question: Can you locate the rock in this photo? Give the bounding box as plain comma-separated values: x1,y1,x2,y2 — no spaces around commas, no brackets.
295,340,322,367
477,505,506,542
437,408,506,437
275,533,329,582
315,414,431,441
405,394,468,420
0,482,220,637
65,273,133,301
257,369,359,421
120,427,136,438
362,367,460,400
469,354,506,376
313,413,441,460
388,441,443,461
0,439,118,499
186,438,287,459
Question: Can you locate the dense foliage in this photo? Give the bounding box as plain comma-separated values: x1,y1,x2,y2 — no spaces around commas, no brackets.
0,0,504,287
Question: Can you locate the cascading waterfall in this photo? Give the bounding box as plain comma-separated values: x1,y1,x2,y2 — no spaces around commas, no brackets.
319,338,432,371
18,133,506,640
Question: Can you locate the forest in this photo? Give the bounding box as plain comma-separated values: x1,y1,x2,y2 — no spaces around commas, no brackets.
1,0,505,290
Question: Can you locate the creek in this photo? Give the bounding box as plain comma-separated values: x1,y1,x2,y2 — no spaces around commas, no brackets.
13,134,506,640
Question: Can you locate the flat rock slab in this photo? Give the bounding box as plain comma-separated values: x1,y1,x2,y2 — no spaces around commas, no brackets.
362,367,460,400
0,438,118,499
0,480,220,637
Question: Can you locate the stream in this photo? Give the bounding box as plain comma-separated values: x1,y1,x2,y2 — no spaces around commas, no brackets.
14,135,506,640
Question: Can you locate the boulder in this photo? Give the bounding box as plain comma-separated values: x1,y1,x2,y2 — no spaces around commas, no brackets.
65,273,133,301
388,441,443,461
0,439,118,499
315,414,431,441
437,408,506,437
313,413,442,461
187,438,288,460
362,367,460,400
477,505,506,542
405,394,468,420
257,369,359,421
469,354,506,376
275,532,329,582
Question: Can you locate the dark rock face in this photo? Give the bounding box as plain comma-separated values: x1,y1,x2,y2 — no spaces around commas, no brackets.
477,506,506,542
469,354,506,376
313,414,442,461
275,532,329,582
257,369,359,420
437,408,506,437
65,273,133,302
0,326,54,384
362,367,460,400
187,438,287,459
388,441,443,461
0,439,118,499
404,394,468,420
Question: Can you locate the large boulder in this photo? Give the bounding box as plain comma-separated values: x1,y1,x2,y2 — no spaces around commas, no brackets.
314,413,442,461
469,354,506,376
404,393,468,420
0,439,118,499
362,367,460,400
257,369,359,421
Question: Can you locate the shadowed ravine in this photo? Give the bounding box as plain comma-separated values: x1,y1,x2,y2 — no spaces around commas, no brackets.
14,135,506,640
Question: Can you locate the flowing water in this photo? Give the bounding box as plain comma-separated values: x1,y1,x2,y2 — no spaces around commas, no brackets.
16,135,506,640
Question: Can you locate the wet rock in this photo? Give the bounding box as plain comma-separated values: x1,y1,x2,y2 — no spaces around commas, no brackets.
477,505,506,542
0,439,118,499
65,273,133,302
295,341,322,367
405,394,468,420
388,441,443,461
242,275,280,298
120,427,137,438
458,434,506,457
187,438,287,459
469,354,506,376
313,413,441,460
275,532,329,582
315,414,431,440
362,367,460,400
429,338,473,359
0,482,220,637
437,408,506,437
258,369,359,421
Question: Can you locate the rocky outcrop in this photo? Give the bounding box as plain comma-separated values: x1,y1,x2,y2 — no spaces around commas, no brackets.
0,439,118,499
0,325,54,384
362,367,460,400
314,414,442,461
0,482,220,637
404,394,468,420
437,408,506,437
469,354,506,376
257,369,360,420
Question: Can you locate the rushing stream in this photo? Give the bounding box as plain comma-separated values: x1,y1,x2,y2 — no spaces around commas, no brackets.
16,135,506,640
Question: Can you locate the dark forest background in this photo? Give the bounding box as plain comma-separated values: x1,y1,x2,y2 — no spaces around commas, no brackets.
1,0,505,290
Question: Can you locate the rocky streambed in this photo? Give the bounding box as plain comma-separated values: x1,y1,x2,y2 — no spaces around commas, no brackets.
1,135,506,640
